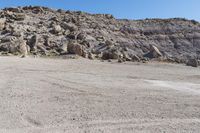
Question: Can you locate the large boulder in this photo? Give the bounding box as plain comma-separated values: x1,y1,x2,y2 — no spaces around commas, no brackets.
18,39,28,57
186,59,199,67
58,43,68,55
105,40,114,46
0,39,28,56
68,42,84,56
29,35,38,51
150,45,162,57
0,42,15,52
77,32,86,40
144,44,162,58
0,36,17,43
102,50,122,60
122,52,132,61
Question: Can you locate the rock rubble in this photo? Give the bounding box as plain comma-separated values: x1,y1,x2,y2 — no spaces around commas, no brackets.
0,6,199,66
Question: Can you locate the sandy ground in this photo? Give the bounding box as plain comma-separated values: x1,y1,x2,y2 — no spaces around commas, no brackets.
0,56,200,133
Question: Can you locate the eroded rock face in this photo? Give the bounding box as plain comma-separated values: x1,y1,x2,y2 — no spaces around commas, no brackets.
0,6,199,65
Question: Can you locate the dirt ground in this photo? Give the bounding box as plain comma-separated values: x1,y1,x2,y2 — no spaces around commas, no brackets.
0,56,200,133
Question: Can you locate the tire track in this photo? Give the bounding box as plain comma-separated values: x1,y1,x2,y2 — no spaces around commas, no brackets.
40,79,109,98
2,118,200,132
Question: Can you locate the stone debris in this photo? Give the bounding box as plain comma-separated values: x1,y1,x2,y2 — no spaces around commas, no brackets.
0,6,199,66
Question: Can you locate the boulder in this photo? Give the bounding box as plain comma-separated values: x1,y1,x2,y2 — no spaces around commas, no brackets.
67,32,78,40
32,6,44,14
82,51,88,58
37,45,47,55
0,19,6,30
77,32,86,40
105,14,114,19
68,42,84,56
44,36,51,47
150,45,162,57
84,35,96,42
12,31,23,37
131,55,141,62
61,22,78,32
29,35,38,51
61,43,67,52
105,40,114,46
18,39,28,56
101,52,110,60
102,50,121,60
122,52,132,61
51,25,62,34
14,13,26,21
144,44,162,58
96,36,105,42
58,43,68,54
113,50,123,59
0,42,15,52
0,39,28,56
186,59,199,67
63,29,70,35
88,52,95,60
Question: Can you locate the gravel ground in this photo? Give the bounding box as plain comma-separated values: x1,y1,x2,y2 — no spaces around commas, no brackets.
0,56,200,133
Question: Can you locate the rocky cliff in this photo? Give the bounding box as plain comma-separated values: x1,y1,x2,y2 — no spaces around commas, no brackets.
0,6,200,65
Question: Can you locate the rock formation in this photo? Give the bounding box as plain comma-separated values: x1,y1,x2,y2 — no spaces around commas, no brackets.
0,6,200,66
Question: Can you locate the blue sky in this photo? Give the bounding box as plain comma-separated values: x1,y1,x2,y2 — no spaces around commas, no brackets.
0,0,199,21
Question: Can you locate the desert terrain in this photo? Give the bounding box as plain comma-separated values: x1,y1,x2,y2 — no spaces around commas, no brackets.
0,56,199,133
0,6,200,66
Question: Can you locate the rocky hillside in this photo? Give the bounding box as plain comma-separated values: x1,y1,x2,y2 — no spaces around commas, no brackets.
0,6,200,66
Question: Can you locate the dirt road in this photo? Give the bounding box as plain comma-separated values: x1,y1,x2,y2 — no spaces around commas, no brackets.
0,56,200,133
